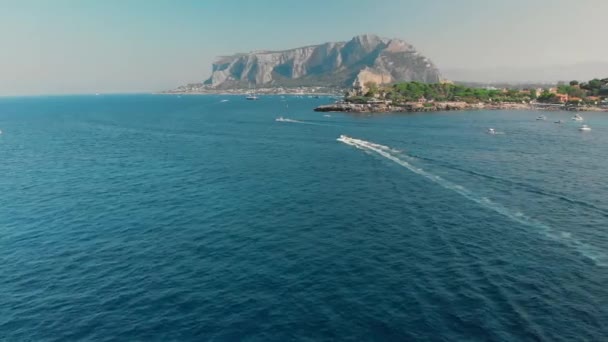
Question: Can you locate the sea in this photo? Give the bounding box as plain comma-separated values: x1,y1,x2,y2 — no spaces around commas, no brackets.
1,94,607,341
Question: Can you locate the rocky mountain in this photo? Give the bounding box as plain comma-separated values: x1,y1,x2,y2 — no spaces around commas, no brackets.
202,34,441,89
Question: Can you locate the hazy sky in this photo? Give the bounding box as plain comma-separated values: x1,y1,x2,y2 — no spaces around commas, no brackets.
1,0,607,95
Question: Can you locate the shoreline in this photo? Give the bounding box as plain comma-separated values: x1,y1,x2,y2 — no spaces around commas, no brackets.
156,91,338,96
314,101,608,113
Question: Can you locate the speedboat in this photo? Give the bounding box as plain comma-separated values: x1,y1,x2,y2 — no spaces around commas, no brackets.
245,95,258,100
572,114,583,121
487,128,496,134
579,124,591,132
323,114,331,118
554,120,564,124
276,116,287,122
536,115,546,121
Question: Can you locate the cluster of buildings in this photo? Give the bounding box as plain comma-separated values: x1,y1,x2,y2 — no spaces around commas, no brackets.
494,86,606,105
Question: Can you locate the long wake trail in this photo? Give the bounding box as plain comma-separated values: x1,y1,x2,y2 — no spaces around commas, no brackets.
276,117,339,127
337,135,607,267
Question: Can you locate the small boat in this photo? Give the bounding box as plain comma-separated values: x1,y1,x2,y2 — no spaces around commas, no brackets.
572,114,583,122
323,114,331,118
220,99,229,102
579,124,591,132
487,128,496,134
554,120,564,124
245,83,259,100
536,115,546,121
276,116,289,122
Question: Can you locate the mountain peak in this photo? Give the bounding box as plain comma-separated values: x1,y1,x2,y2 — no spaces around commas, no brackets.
351,33,382,42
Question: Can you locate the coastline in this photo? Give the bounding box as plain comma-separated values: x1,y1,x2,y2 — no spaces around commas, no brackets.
314,101,608,113
156,91,338,96
158,86,343,97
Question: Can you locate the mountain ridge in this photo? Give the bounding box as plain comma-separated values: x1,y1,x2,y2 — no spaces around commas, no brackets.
200,34,442,89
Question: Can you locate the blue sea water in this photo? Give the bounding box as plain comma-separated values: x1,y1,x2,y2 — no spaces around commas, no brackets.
1,94,607,341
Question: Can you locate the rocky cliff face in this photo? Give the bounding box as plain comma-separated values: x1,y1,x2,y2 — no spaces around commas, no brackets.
203,34,441,89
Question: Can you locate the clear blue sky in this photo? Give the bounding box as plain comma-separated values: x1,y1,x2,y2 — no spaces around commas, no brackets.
1,0,607,95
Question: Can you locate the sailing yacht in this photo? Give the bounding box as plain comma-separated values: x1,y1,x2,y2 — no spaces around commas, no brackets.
245,83,259,100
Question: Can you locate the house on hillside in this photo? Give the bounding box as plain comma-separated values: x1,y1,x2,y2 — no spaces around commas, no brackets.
554,93,569,103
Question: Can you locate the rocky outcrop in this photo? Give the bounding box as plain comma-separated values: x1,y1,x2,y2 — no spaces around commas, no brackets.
202,34,441,89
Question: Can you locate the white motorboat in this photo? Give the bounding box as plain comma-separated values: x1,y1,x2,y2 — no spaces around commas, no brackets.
536,115,546,121
572,114,583,122
487,128,496,134
579,124,591,132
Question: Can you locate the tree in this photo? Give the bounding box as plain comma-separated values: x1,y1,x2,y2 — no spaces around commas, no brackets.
537,91,556,103
364,81,379,97
588,79,602,90
530,89,537,98
569,80,579,86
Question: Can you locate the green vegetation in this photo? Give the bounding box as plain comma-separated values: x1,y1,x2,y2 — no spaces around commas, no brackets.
537,78,608,103
352,81,530,104
348,77,608,106
537,91,556,102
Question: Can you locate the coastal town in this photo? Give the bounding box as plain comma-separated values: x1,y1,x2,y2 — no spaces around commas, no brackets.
314,78,608,113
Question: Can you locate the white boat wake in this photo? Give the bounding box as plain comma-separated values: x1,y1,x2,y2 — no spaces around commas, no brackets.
337,135,607,267
275,117,338,127
275,117,304,123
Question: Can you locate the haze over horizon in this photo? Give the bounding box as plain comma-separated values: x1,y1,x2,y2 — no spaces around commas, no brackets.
1,0,607,95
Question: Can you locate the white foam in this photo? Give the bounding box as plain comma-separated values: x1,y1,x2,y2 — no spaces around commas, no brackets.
338,135,607,267
276,117,333,126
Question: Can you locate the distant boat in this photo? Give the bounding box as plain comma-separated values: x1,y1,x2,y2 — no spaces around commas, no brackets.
487,128,496,134
536,115,546,121
554,120,564,124
245,83,259,100
579,124,591,132
220,99,229,103
276,116,288,122
572,114,583,122
323,114,331,118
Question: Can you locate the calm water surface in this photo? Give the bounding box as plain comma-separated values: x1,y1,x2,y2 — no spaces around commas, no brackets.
1,95,607,341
